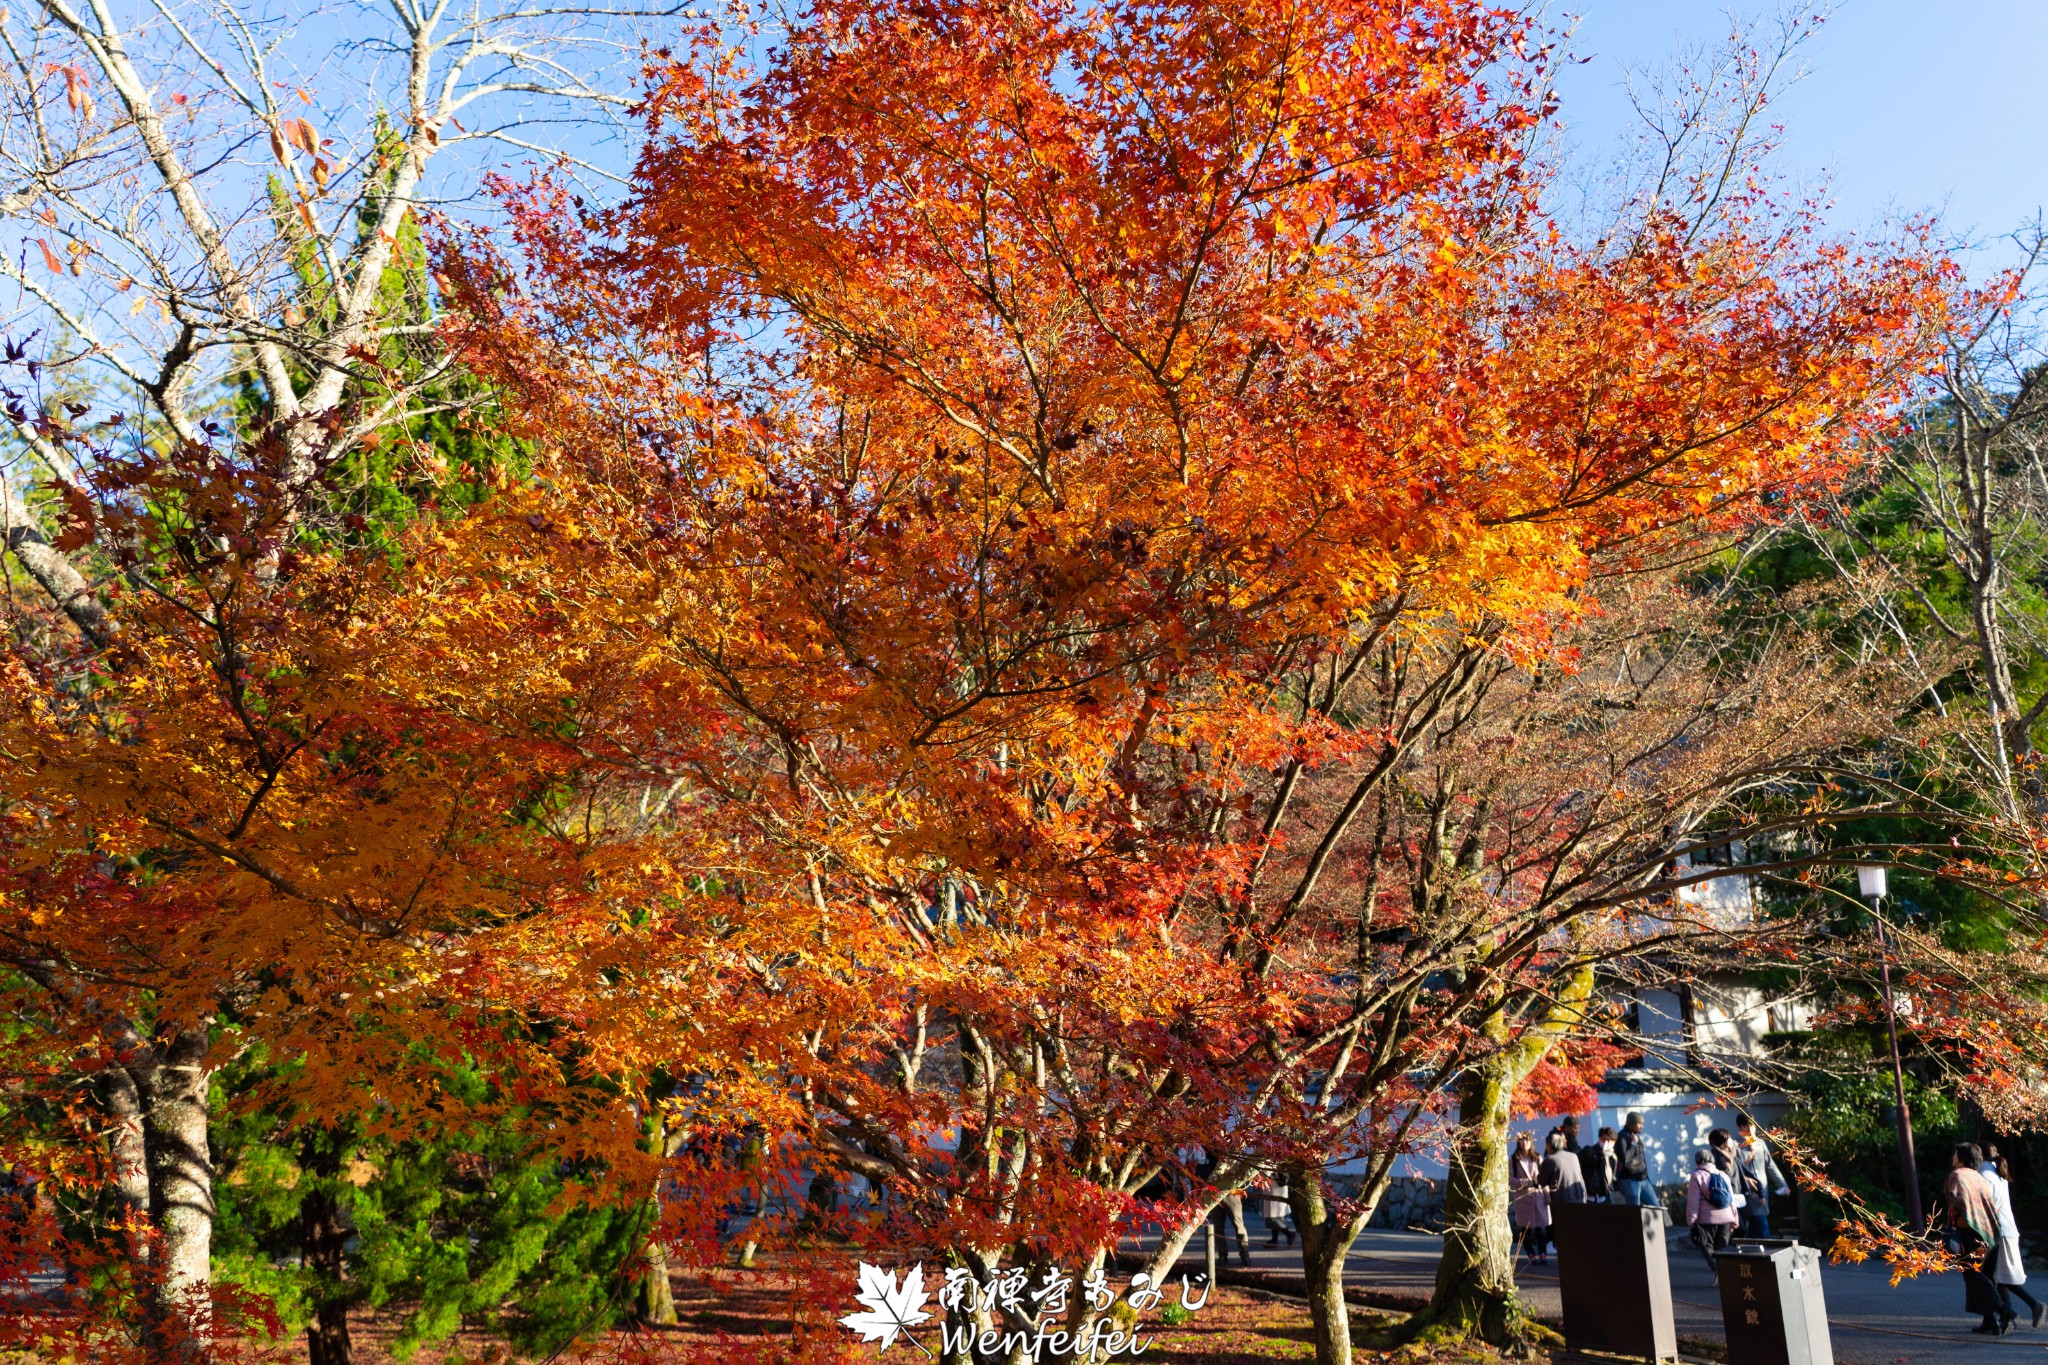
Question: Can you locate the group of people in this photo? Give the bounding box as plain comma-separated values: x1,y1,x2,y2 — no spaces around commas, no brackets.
1216,1120,2038,1343
1945,1142,2042,1335
1681,1118,1793,1267
1511,1112,1791,1269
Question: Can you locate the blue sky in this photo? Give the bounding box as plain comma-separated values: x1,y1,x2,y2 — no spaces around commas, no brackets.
1551,0,2048,272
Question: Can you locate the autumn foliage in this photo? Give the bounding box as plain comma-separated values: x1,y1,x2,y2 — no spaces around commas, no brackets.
429,0,1956,1342
0,0,1983,1359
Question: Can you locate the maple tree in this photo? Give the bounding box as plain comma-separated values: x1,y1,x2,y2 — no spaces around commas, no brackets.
0,1,2013,1362
0,396,732,1361
1635,238,2048,1264
0,5,700,1351
429,0,1964,1361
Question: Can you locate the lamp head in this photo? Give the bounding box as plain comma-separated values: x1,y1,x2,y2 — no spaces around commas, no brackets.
1857,864,1888,900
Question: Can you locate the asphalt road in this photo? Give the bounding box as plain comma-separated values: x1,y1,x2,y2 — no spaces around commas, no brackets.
1167,1228,2047,1365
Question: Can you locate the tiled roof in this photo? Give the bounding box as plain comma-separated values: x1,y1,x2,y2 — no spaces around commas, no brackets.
1596,1066,1740,1094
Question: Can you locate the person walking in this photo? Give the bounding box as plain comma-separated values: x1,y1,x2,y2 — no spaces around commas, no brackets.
1980,1146,2044,1329
1613,1112,1655,1208
1581,1126,1617,1203
1262,1181,1296,1248
1197,1153,1254,1268
1510,1133,1552,1266
1735,1116,1791,1240
1706,1127,1737,1176
1684,1148,1739,1271
1210,1190,1253,1267
1946,1143,2007,1334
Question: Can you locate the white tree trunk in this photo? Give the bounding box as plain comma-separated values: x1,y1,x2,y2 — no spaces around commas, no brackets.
141,1029,213,1357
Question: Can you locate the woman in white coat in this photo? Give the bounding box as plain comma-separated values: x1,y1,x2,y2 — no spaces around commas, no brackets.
1262,1182,1295,1247
1982,1146,2044,1329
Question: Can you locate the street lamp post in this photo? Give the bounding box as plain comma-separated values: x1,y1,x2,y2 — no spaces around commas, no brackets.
1859,864,1924,1231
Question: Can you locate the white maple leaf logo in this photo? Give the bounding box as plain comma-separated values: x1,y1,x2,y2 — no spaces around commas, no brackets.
839,1261,933,1356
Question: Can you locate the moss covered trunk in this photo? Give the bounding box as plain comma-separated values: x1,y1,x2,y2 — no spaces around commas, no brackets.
1290,1167,1376,1365
638,1112,678,1324
1420,1056,1526,1344
1406,963,1593,1349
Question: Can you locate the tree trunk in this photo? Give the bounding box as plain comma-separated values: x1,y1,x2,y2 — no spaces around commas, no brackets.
302,1184,353,1365
0,482,112,644
1049,1246,1110,1365
938,1244,1008,1365
141,1028,214,1358
638,1110,678,1325
1416,1059,1524,1346
104,1066,152,1265
1290,1168,1366,1365
1409,964,1593,1348
938,1248,981,1365
640,1214,678,1324
798,1167,838,1232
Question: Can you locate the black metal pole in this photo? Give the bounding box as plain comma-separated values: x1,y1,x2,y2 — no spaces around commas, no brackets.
1875,908,1924,1231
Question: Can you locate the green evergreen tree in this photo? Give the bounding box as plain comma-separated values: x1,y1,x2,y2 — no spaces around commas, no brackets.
210,1053,651,1363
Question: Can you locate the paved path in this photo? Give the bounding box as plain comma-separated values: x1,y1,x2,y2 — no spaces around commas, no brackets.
1159,1228,2047,1365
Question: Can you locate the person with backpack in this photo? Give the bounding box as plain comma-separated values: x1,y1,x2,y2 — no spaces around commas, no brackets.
1613,1112,1654,1207
1707,1127,1739,1179
1705,1127,1748,1225
1685,1148,1739,1270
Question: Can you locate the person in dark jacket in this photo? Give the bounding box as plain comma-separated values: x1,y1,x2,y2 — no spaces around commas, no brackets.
1551,1114,1581,1152
1707,1127,1737,1176
1613,1113,1654,1207
1581,1126,1618,1202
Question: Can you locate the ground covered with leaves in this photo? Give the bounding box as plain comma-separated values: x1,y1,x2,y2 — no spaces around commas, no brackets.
248,1282,1526,1365
1140,1288,1404,1362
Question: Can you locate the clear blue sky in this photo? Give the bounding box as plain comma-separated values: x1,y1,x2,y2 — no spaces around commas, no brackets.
1551,1,2048,273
